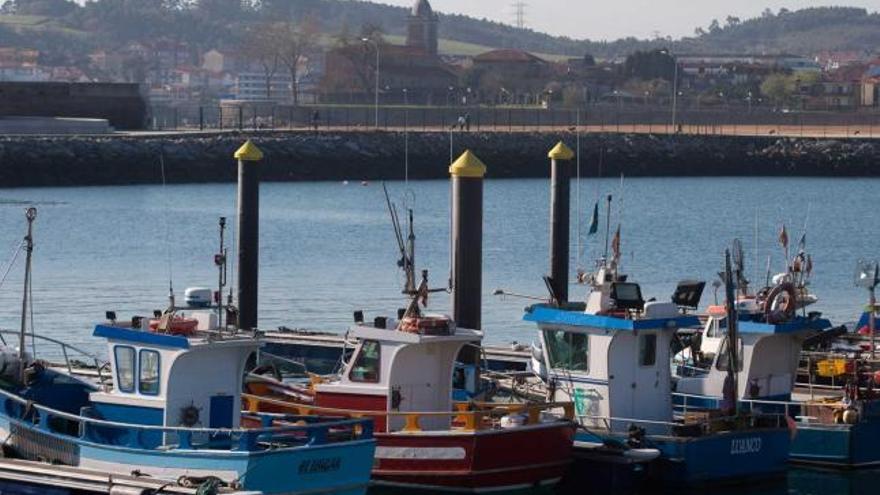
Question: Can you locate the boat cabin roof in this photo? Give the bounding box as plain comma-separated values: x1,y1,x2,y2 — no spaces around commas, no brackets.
704,314,831,335
524,304,699,332
348,323,482,343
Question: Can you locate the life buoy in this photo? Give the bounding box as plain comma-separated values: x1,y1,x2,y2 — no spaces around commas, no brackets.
762,282,797,324
149,316,199,336
399,316,454,335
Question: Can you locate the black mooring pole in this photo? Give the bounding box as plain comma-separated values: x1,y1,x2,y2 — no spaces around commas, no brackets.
548,141,575,304
449,149,486,330
235,140,263,331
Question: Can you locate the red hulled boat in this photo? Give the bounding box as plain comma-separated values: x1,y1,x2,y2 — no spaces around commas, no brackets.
244,286,576,492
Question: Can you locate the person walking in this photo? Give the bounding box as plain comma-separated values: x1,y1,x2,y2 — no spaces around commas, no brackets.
311,109,320,132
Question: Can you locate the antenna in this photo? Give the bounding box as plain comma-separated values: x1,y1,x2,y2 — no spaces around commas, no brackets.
512,2,527,29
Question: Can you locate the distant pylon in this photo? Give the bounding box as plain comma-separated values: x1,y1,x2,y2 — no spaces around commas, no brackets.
512,2,527,29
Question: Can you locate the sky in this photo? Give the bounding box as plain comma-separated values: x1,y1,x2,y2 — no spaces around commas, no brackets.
381,0,880,40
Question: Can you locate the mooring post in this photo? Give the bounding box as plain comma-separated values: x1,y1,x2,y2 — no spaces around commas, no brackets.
548,141,575,304
449,150,486,330
235,140,263,331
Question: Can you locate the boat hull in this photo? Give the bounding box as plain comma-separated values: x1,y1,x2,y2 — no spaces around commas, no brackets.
0,415,375,495
790,420,880,468
646,427,791,485
370,422,575,493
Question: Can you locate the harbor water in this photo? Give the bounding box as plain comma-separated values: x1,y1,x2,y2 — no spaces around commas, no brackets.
0,176,874,353
0,176,876,493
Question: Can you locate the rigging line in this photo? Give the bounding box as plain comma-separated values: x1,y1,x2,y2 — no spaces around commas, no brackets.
0,242,23,292
575,109,581,269
159,153,174,302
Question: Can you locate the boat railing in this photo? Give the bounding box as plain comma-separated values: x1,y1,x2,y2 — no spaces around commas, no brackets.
673,391,838,425
0,329,106,381
674,363,711,378
576,408,788,437
242,392,574,434
0,387,373,454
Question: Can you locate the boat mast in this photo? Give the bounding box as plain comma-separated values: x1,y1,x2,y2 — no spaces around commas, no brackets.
723,248,739,413
217,216,228,331
18,207,36,382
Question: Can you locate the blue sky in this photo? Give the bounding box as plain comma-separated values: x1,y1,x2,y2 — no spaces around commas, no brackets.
382,1,879,40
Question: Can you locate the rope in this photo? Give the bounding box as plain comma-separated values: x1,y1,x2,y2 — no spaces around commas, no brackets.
159,153,174,303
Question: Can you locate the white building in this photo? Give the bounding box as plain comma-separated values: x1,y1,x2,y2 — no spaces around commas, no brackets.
235,71,292,101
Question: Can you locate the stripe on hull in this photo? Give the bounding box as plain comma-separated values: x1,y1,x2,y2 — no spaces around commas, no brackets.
78,457,240,482
376,446,467,460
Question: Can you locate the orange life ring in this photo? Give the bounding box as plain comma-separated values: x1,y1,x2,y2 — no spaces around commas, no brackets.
399,316,454,335
149,316,199,336
763,282,797,324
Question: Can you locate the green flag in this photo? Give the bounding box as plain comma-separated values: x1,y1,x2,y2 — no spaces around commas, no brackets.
587,202,599,235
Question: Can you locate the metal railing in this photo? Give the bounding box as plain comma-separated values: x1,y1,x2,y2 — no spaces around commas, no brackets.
0,387,372,453
242,392,573,434
0,330,106,381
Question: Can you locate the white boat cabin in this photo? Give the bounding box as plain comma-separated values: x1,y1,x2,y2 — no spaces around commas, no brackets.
526,267,699,435
313,315,482,432
675,314,830,401
88,325,260,439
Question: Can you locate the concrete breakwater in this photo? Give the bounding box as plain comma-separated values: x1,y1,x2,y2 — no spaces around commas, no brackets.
0,131,878,187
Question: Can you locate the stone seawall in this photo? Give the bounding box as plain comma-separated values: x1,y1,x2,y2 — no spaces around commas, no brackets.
0,131,878,187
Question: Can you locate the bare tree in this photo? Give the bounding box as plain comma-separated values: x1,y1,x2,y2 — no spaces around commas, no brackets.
242,23,281,100
278,17,319,105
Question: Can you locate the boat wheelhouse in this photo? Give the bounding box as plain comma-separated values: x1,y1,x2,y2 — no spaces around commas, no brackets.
525,262,792,485
244,279,577,493
0,323,375,495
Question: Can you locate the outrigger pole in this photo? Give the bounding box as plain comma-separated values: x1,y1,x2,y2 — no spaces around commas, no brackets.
19,207,36,383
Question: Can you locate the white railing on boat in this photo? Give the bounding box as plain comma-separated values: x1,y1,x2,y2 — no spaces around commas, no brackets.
672,391,852,428
0,387,373,453
0,329,106,380
573,408,788,438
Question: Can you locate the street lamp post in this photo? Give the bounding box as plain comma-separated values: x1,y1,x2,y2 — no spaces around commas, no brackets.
361,37,380,128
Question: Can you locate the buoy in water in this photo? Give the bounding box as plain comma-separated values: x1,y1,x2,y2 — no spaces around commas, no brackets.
361,180,369,186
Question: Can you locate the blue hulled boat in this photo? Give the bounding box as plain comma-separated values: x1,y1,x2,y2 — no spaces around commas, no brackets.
0,323,375,494
524,257,792,486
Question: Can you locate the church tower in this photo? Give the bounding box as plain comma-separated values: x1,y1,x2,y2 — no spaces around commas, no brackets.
407,0,439,56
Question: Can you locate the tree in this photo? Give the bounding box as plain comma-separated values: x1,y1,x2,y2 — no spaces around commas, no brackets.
4,0,77,16
623,49,675,81
708,19,721,33
582,53,596,66
242,23,282,100
278,17,319,105
725,15,741,27
760,73,793,107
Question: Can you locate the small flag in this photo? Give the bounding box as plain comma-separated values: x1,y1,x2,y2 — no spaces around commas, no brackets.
778,224,789,249
797,233,806,253
611,225,621,259
588,202,599,235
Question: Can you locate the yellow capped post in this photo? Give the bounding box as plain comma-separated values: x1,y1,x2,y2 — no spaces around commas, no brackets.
548,141,573,302
236,139,263,331
234,140,264,162
449,149,485,334
449,150,487,178
548,141,575,161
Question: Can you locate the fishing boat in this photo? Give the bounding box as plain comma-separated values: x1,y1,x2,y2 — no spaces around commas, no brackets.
676,259,880,469
0,209,376,495
243,188,577,493
524,244,793,486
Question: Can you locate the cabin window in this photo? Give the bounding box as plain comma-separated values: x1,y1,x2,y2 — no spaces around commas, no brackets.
139,350,160,395
639,334,657,366
544,330,589,372
715,337,744,372
114,346,136,393
706,318,727,338
349,340,380,383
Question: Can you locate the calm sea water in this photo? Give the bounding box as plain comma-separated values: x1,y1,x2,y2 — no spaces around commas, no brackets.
0,177,874,355
0,177,876,493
